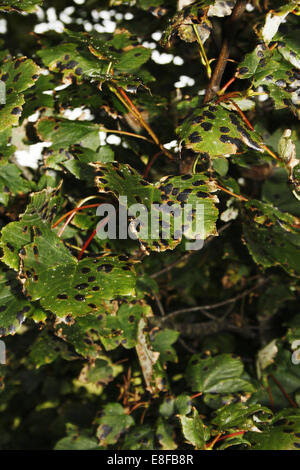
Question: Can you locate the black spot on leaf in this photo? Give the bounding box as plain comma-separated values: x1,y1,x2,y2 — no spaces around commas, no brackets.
11,107,22,115
81,267,91,274
201,122,213,131
219,126,230,133
189,131,202,143
239,66,249,75
97,264,113,273
74,294,85,301
66,60,79,69
75,283,89,290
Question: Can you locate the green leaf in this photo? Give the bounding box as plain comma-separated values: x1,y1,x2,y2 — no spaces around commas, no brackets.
22,74,56,118
55,82,104,111
151,328,179,364
255,341,300,410
36,117,103,171
0,57,41,130
247,410,300,450
55,311,114,358
211,403,272,431
96,403,134,446
262,169,300,217
213,157,229,177
19,229,136,318
29,330,72,367
159,397,175,418
0,264,34,337
186,353,253,393
55,434,101,450
243,200,300,276
37,42,105,85
0,129,14,166
0,94,25,132
62,160,95,182
237,47,300,115
274,29,300,69
217,434,251,450
116,47,152,71
36,117,100,151
0,163,32,205
0,57,41,94
175,394,192,416
256,339,279,379
122,425,154,450
54,424,101,450
178,407,210,449
100,302,146,351
37,31,151,88
74,356,123,393
93,161,219,253
0,0,42,13
156,418,177,450
0,188,63,270
177,104,264,158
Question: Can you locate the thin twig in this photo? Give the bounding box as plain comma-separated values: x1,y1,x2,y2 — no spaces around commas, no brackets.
205,433,222,450
169,320,257,339
269,374,298,409
215,183,248,201
266,376,274,412
151,252,192,279
178,337,198,354
162,279,267,323
217,431,246,443
204,0,247,103
190,392,203,400
143,151,163,178
193,24,212,79
219,76,236,95
110,85,174,160
99,127,153,144
152,291,165,317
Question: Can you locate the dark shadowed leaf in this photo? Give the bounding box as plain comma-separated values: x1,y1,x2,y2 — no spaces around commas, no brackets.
96,403,134,446
0,264,34,337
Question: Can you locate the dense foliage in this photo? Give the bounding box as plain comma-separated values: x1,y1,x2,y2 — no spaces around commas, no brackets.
0,0,300,450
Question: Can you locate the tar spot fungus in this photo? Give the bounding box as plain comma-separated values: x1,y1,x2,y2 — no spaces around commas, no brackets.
74,294,85,301
75,283,89,290
11,107,22,115
189,131,202,143
201,122,213,131
239,66,249,75
97,264,113,273
81,267,91,274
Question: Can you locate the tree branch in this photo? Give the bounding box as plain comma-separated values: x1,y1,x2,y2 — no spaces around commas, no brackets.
161,278,268,323
204,0,247,104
